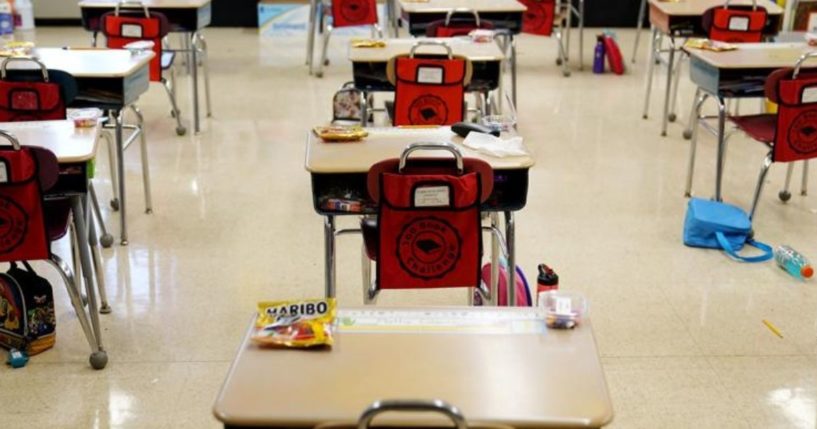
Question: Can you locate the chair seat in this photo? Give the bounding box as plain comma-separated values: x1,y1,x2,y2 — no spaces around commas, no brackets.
361,217,378,260
730,113,776,145
44,199,71,242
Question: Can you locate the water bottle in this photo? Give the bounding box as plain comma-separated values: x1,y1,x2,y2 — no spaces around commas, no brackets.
14,0,34,31
774,245,814,280
0,1,13,39
593,35,606,74
536,264,559,306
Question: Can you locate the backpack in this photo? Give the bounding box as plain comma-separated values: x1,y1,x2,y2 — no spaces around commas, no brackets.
332,82,370,124
0,261,56,355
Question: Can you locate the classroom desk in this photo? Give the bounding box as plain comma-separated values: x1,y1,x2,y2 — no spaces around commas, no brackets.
398,0,527,35
213,307,614,428
305,127,533,302
684,42,817,201
349,38,504,122
643,0,783,137
0,120,108,368
79,0,213,134
14,48,153,246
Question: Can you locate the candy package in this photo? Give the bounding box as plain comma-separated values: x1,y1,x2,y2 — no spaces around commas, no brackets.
252,298,336,348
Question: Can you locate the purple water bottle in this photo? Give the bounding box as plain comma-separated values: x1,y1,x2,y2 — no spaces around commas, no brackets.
593,35,606,74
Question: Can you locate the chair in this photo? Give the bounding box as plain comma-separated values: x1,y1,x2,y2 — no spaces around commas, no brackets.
386,41,473,126
698,52,817,219
99,0,186,136
360,142,494,302
0,56,112,313
519,0,575,77
0,130,107,369
425,8,494,37
702,0,768,44
316,0,382,78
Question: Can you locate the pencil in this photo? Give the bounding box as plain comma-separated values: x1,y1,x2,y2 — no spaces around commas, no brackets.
762,319,784,339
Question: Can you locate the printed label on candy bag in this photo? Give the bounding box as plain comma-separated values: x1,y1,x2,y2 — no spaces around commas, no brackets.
252,298,336,348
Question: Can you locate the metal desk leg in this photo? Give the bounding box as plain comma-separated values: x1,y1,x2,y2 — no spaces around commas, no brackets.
642,27,658,119
511,36,517,107
802,161,809,196
86,200,111,314
578,0,584,71
715,96,727,201
190,32,201,134
324,215,336,298
307,0,318,72
489,213,500,307
113,109,128,245
70,195,107,369
685,89,707,197
633,0,646,63
504,211,516,307
661,37,676,136
668,54,684,123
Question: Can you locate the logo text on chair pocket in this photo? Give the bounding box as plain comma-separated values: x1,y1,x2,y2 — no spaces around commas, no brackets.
417,67,444,84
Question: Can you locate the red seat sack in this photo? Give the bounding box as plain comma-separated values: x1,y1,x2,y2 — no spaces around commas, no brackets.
376,169,483,290
331,0,378,28
0,146,50,262
767,69,817,162
101,10,170,81
520,0,555,36
393,56,467,126
704,5,767,43
0,80,64,122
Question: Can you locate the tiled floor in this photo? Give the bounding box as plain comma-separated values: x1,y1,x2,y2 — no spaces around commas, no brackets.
1,26,816,428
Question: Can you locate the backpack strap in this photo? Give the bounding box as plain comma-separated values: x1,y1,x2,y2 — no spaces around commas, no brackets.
715,232,773,263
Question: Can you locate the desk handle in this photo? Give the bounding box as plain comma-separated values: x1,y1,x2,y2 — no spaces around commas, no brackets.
410,40,453,59
399,142,464,174
0,130,22,151
793,51,817,79
115,0,150,17
723,0,757,11
445,8,481,27
357,399,468,429
0,57,49,82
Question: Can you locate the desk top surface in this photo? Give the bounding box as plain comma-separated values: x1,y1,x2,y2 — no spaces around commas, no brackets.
649,0,783,16
16,48,154,78
213,307,613,428
305,127,535,173
685,42,817,69
399,0,527,14
78,0,211,9
0,120,99,163
349,38,505,62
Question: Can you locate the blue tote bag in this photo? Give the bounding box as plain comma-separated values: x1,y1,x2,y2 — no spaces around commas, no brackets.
683,198,773,263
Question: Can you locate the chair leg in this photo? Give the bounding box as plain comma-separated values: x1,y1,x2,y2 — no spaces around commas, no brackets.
195,32,213,118
162,77,187,136
750,152,774,220
668,54,684,123
129,105,154,214
780,163,795,202
101,127,120,212
361,242,376,305
802,160,809,196
642,27,659,119
89,182,115,249
46,254,107,369
685,91,708,197
632,0,646,63
316,24,333,78
682,87,700,140
555,27,571,77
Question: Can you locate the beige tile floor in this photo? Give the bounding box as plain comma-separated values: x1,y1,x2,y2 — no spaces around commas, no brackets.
1,26,816,428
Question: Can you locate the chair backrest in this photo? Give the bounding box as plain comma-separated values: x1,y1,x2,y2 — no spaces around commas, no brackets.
100,2,170,82
0,57,76,123
764,54,817,163
519,0,556,36
702,0,767,43
425,9,494,37
366,142,494,292
0,131,59,262
331,0,378,28
387,42,473,126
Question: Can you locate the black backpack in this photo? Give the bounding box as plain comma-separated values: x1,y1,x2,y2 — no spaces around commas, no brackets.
0,261,56,355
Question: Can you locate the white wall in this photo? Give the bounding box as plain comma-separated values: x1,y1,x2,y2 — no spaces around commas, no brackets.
32,0,81,19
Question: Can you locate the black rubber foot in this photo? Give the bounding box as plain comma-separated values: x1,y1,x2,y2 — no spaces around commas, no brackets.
100,234,115,248
683,130,693,139
110,199,120,211
668,113,677,122
779,190,792,202
99,304,112,314
90,351,108,370
176,126,187,136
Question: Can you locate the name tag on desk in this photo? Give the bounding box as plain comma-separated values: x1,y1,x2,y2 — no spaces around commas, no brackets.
803,87,817,104
120,24,143,38
415,186,450,207
728,16,750,31
417,67,443,84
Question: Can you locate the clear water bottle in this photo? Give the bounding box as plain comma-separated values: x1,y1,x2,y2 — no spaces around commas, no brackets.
774,245,814,280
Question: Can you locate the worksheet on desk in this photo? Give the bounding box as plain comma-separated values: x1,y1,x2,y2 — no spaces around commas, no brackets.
335,308,547,334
